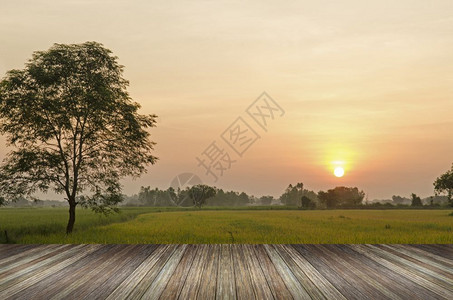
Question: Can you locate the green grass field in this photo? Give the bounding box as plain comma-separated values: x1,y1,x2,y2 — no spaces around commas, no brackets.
1,207,452,244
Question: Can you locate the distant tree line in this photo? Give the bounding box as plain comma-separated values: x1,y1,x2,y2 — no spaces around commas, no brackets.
4,164,453,210
5,182,452,210
370,194,450,207
128,185,258,207
318,187,365,209
1,196,68,207
122,179,453,209
123,182,367,209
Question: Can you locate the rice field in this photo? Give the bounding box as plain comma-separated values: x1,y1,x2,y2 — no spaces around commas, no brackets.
1,207,452,244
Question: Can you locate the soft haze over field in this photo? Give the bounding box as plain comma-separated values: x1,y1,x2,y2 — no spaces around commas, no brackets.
1,0,452,199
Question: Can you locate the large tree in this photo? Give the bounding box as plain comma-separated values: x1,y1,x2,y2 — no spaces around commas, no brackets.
318,186,365,208
279,182,318,206
434,164,453,207
0,42,157,233
410,193,423,207
188,184,216,208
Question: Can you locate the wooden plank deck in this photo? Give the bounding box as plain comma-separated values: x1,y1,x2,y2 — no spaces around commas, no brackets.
0,244,452,299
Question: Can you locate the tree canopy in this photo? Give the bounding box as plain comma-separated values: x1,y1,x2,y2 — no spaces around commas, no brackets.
434,164,453,207
189,184,216,208
0,42,157,233
410,193,423,207
300,195,315,209
279,182,318,206
318,186,365,208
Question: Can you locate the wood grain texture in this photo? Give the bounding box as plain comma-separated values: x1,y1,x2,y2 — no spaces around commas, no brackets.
280,244,345,300
158,244,199,299
292,244,369,299
197,244,220,299
0,244,451,300
350,244,453,299
216,244,236,300
231,244,256,299
264,244,312,299
242,244,274,299
340,244,444,300
140,244,186,299
253,244,293,300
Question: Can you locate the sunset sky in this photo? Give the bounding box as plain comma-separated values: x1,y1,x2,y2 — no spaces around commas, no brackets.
1,0,452,200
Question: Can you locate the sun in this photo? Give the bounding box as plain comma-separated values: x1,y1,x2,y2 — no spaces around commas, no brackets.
334,166,345,177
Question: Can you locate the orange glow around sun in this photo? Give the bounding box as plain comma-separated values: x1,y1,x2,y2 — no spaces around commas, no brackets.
322,144,356,179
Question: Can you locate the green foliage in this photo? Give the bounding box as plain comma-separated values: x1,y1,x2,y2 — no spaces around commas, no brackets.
300,195,316,209
207,190,250,206
434,164,453,207
259,195,274,205
392,195,410,205
138,186,176,206
318,186,365,208
0,42,157,232
134,186,251,207
411,193,423,207
188,184,216,208
280,182,318,206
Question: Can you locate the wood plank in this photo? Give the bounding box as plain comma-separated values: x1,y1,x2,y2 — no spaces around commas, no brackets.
0,244,450,299
292,244,369,299
304,244,391,299
0,244,85,291
341,244,443,300
281,245,346,300
232,244,256,299
272,245,326,300
253,245,293,300
125,244,179,299
0,245,55,266
365,244,453,293
178,244,209,299
0,245,39,261
264,244,311,299
313,245,404,300
106,244,171,300
328,245,433,299
412,245,453,260
377,245,453,278
0,244,34,252
10,244,117,299
242,245,274,299
350,244,453,299
0,244,99,299
0,245,20,256
0,244,66,274
404,245,453,266
198,244,220,299
140,244,187,299
51,245,142,299
158,244,199,299
216,244,236,300
86,245,159,299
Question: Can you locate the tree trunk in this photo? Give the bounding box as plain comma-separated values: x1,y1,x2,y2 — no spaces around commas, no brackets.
66,201,76,234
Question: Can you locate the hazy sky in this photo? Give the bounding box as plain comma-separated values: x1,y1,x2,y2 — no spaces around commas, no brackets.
1,0,453,199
